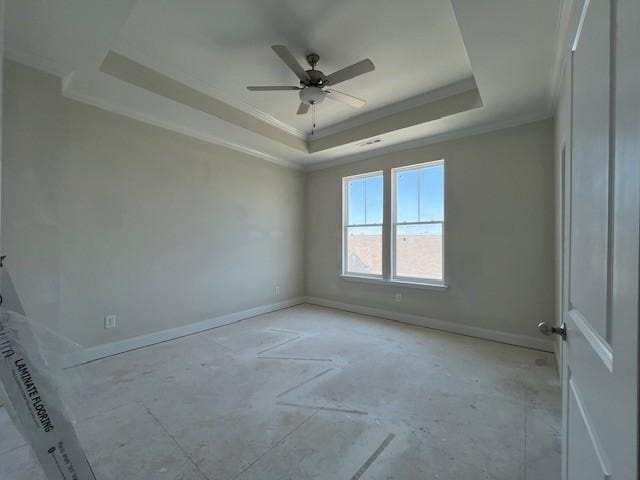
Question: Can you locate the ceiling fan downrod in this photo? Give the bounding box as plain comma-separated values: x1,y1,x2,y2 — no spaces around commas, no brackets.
306,53,320,71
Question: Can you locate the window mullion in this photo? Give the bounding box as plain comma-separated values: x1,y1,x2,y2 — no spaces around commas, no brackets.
417,168,421,223
391,172,397,280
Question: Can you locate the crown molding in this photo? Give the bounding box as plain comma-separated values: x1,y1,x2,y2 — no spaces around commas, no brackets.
6,48,554,175
4,43,308,142
304,111,553,172
4,55,305,169
62,80,304,170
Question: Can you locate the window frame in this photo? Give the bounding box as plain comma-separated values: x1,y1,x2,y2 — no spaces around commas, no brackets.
341,171,384,279
391,159,446,286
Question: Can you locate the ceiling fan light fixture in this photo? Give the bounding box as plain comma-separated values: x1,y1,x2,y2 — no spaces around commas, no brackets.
299,86,326,105
247,45,374,130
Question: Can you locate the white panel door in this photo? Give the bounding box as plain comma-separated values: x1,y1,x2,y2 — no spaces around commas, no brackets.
562,0,639,479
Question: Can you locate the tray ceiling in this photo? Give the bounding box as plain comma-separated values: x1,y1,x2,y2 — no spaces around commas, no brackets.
113,0,474,136
5,0,563,168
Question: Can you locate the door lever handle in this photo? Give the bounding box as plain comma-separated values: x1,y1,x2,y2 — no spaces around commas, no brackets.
538,321,566,340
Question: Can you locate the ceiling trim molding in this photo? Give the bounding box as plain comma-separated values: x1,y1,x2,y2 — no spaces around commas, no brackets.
62,81,303,170
304,111,553,172
308,89,482,153
4,45,70,77
112,41,307,140
100,51,308,153
111,42,481,144
310,77,478,139
4,53,305,168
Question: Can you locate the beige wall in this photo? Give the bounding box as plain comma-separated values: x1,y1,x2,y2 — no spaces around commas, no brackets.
305,119,555,340
3,59,556,350
2,60,305,347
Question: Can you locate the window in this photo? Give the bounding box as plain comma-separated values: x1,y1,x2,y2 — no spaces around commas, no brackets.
341,160,445,287
343,172,383,277
392,161,444,283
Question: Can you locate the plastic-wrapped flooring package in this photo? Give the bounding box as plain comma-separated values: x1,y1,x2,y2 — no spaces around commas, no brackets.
0,307,96,480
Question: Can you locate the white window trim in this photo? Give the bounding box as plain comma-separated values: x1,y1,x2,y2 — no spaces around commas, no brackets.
391,159,446,286
342,171,384,278
340,159,447,290
339,273,448,290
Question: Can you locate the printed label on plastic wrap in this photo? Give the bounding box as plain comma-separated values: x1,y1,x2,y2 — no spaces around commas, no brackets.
0,308,96,480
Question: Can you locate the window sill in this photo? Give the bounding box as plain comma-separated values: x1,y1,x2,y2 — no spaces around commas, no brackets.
339,274,448,291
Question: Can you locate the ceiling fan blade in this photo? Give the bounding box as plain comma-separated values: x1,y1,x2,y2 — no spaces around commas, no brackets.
324,59,375,86
296,103,310,115
271,45,310,83
247,86,300,91
325,89,366,108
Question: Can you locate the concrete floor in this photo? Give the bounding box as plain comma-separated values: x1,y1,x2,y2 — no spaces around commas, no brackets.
0,304,561,479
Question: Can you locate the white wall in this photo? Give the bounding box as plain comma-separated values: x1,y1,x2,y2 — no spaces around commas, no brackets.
2,60,305,348
305,119,555,343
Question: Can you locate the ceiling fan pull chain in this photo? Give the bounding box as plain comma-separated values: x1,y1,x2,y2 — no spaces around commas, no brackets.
312,103,316,135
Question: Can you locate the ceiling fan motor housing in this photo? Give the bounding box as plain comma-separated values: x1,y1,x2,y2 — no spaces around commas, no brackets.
304,69,326,86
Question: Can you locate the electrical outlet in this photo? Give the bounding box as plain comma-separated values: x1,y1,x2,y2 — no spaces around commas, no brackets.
274,286,281,296
104,315,117,329
395,293,402,303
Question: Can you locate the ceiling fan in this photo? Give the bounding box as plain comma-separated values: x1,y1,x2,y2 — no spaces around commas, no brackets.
247,45,375,116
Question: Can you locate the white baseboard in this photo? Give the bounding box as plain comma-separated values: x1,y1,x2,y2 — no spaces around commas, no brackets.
304,296,554,352
63,295,552,367
64,297,305,367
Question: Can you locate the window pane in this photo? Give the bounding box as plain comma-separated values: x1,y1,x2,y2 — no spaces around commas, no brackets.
419,165,444,222
396,170,418,222
348,178,365,225
395,223,443,280
347,226,382,275
365,175,383,224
